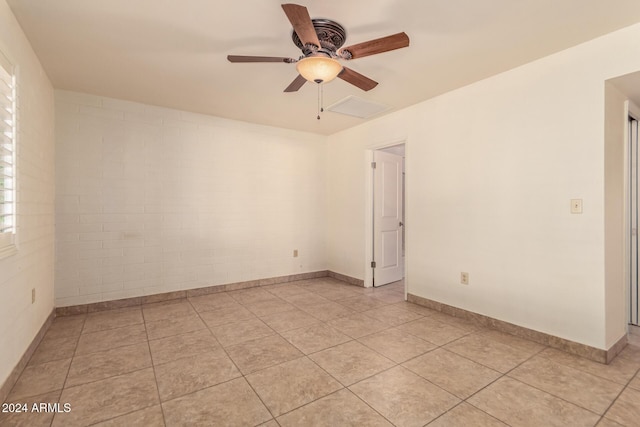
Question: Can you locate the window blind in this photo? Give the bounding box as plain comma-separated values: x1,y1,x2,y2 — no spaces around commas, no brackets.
0,52,15,251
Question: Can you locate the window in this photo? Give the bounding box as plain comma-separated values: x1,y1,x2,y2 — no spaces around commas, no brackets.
0,51,16,258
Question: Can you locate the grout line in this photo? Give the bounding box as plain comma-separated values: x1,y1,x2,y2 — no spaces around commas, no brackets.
142,313,167,427
188,296,278,424
49,315,87,427
593,366,640,425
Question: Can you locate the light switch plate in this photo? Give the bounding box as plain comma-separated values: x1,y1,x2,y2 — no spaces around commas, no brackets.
570,199,583,214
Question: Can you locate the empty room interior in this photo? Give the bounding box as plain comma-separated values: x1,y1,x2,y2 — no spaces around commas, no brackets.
2,0,640,426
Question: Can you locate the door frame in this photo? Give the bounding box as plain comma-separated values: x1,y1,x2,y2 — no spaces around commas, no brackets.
625,100,640,329
364,138,408,292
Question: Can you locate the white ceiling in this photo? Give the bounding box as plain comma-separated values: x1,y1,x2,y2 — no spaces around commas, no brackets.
7,0,640,135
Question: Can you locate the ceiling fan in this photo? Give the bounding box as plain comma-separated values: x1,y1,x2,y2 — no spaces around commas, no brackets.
227,3,410,93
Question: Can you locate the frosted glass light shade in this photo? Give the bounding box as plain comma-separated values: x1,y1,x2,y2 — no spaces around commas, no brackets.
296,56,343,84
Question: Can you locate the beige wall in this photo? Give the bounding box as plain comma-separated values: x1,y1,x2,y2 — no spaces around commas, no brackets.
54,92,328,307
0,0,55,386
327,24,640,349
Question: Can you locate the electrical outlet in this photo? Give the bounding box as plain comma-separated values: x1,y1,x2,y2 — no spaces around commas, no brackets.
31,288,36,304
293,249,298,257
460,272,469,285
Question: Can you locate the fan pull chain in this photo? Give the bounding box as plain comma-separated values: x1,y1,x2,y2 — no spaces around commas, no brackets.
317,83,321,120
316,83,325,120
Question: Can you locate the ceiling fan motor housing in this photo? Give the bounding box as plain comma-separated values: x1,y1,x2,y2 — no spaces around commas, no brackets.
292,18,347,58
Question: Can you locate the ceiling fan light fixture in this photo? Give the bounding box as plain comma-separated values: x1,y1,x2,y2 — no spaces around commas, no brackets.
296,56,343,84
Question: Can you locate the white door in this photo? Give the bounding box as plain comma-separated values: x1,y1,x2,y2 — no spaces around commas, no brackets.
373,151,404,286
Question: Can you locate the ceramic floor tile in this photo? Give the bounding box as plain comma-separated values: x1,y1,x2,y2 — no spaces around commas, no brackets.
508,356,624,414
154,350,241,401
13,278,635,427
403,348,502,399
313,288,361,301
162,377,271,426
309,341,395,386
370,289,405,304
246,356,343,416
350,366,460,427
243,298,297,317
187,292,236,312
52,368,159,426
327,313,389,339
28,335,78,366
468,377,601,427
393,301,439,317
629,371,640,391
337,295,388,312
604,387,640,426
362,305,424,326
358,327,436,363
148,328,219,365
228,289,280,305
226,334,303,374
283,291,331,307
145,313,207,340
9,358,71,400
47,315,86,336
82,307,144,333
75,323,147,355
259,308,320,332
537,346,640,385
444,333,537,373
281,323,352,354
209,317,275,347
198,304,255,328
300,301,356,321
596,418,626,427
426,310,487,333
398,317,468,345
265,284,309,298
479,329,546,354
276,389,392,427
428,402,509,427
142,300,196,322
66,342,152,387
258,420,280,427
91,405,165,427
0,390,61,427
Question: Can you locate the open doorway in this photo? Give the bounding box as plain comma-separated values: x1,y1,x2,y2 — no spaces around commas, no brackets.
627,107,640,346
367,143,406,291
609,72,640,346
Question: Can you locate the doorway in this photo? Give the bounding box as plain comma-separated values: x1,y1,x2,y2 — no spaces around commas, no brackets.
368,143,406,289
629,114,639,327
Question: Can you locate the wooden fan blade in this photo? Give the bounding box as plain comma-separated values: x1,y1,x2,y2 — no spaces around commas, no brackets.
227,55,295,63
341,32,410,60
281,4,320,48
338,67,378,91
284,74,307,92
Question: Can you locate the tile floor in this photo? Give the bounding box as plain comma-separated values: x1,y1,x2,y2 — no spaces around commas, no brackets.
2,278,640,426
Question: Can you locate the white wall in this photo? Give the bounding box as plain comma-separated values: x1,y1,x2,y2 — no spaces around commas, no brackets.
327,24,640,350
0,1,55,387
55,92,327,307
